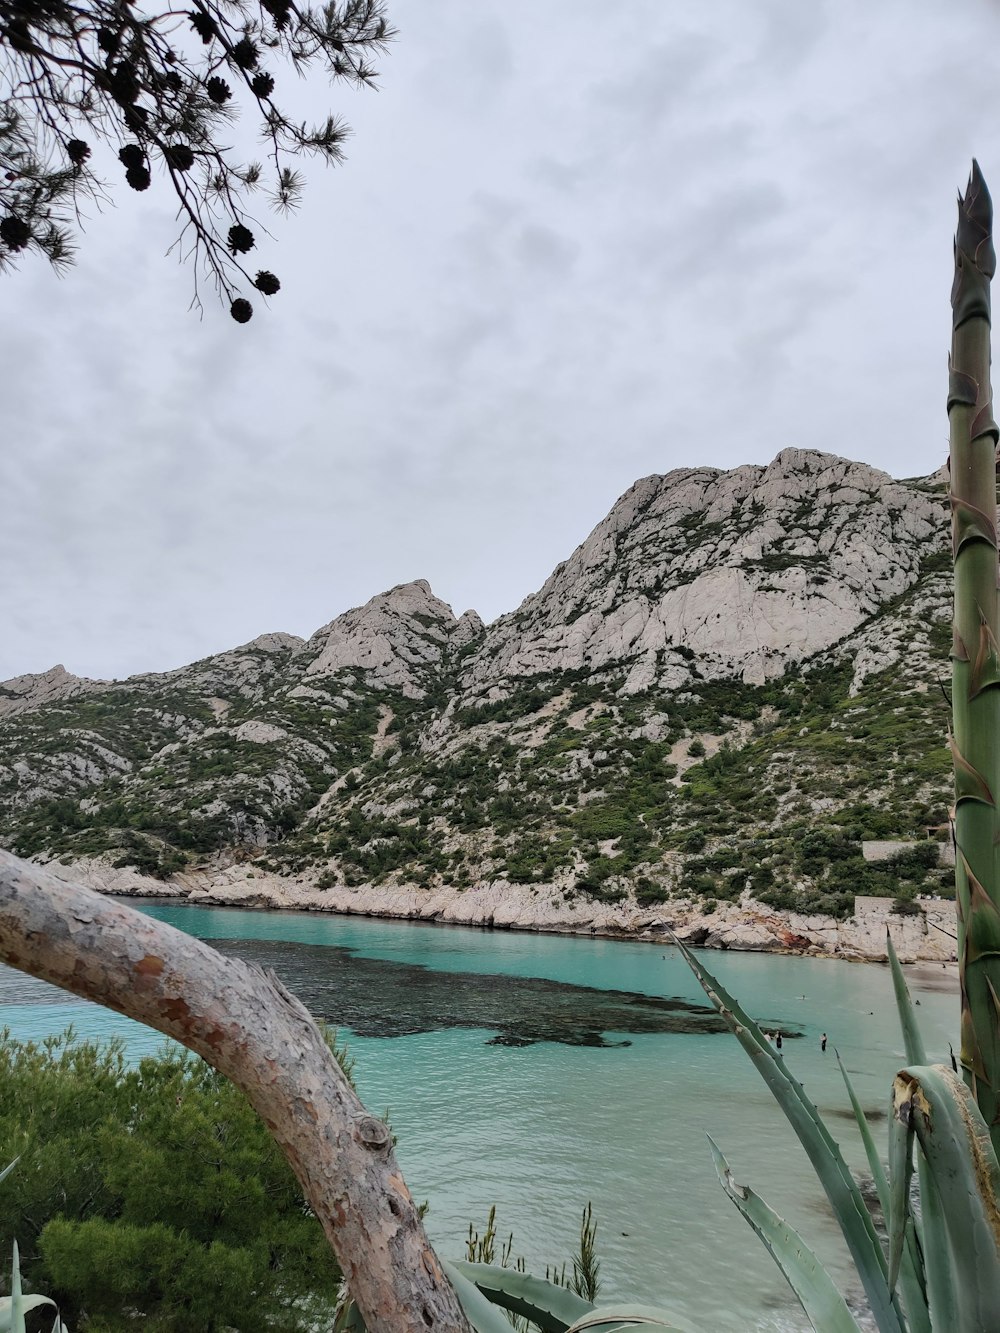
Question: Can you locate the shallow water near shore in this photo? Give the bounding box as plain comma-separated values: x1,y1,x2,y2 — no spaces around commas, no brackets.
0,902,958,1331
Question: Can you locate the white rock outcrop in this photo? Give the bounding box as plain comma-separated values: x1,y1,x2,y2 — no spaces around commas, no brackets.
461,450,945,692
303,580,482,698
44,854,958,964
0,664,103,717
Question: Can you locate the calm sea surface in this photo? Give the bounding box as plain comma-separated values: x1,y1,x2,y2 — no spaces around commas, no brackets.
0,903,958,1331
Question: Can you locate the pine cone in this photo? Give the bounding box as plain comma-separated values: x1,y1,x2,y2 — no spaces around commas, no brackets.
254,270,280,295
164,144,194,171
123,105,148,134
0,216,31,251
227,224,255,255
118,144,145,169
97,26,118,54
230,299,253,323
126,165,151,191
66,139,90,166
110,60,139,105
206,76,231,104
231,37,258,69
189,10,217,42
251,71,274,98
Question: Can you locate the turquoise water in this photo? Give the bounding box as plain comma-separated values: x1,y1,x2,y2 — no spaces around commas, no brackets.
0,903,958,1331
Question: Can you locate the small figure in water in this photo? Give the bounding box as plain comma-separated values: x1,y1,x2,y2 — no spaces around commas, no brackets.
775,1032,783,1052
821,1033,827,1053
764,1031,774,1044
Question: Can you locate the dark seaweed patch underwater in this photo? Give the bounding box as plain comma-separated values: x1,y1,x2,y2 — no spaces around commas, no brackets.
210,937,801,1047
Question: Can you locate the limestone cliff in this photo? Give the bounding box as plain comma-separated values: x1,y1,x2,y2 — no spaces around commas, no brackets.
0,449,957,948
462,450,942,693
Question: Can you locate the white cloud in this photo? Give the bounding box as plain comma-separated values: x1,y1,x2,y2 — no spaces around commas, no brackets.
2,0,999,680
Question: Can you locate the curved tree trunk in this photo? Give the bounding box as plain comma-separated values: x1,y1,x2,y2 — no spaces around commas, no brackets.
0,848,472,1333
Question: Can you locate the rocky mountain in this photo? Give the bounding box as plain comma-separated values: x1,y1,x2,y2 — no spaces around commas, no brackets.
0,449,957,932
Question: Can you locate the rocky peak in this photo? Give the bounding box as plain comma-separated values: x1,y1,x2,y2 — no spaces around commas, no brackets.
460,450,946,693
243,632,305,655
0,663,102,718
303,580,479,698
452,609,486,648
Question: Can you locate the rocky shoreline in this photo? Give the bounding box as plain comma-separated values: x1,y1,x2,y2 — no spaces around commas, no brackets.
41,855,958,965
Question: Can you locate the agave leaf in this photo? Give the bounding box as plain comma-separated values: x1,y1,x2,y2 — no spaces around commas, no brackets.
332,1297,368,1333
672,937,903,1333
442,1260,539,1333
10,1240,22,1333
564,1304,698,1332
894,1065,1000,1330
887,1078,915,1294
0,1159,19,1189
834,1051,890,1219
885,933,958,1325
451,1260,594,1332
835,1051,890,1217
918,1164,959,1329
835,1053,930,1333
0,1296,57,1333
708,1137,863,1333
885,932,928,1064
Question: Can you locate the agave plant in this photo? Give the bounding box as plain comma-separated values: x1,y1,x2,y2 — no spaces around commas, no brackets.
0,1160,63,1333
679,933,1000,1333
0,1238,60,1333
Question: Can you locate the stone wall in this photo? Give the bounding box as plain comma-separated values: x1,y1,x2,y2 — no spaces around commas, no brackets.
861,839,954,867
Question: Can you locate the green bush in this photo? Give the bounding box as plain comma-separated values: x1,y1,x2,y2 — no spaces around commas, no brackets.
635,876,670,906
892,894,923,916
0,1032,343,1331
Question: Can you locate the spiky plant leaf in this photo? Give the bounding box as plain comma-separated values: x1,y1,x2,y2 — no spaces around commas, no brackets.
451,1261,594,1332
887,1081,916,1295
0,1238,56,1333
835,1052,890,1216
885,933,958,1326
835,1052,930,1333
708,1137,863,1333
894,1065,1000,1330
563,1305,697,1332
672,936,904,1333
332,1295,367,1332
442,1261,541,1333
0,1295,57,1333
885,933,928,1064
9,1240,22,1333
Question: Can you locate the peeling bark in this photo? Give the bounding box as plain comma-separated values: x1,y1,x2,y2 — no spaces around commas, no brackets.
0,849,472,1333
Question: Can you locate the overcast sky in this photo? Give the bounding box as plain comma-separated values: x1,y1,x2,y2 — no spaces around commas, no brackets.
3,0,999,683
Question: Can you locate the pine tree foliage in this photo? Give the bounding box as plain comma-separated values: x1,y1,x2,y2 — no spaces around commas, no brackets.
0,0,392,316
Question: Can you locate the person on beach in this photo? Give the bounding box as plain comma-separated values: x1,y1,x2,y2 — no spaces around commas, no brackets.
821,1033,827,1053
765,1031,774,1044
775,1032,783,1052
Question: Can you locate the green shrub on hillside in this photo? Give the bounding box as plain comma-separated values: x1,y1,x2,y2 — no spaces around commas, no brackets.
0,1031,343,1331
